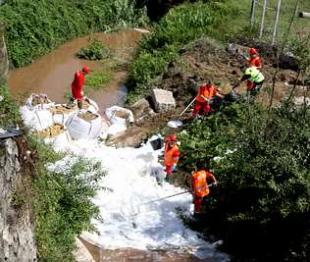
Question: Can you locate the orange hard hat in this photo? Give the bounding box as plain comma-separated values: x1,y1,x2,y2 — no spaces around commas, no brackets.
82,66,90,74
249,48,258,55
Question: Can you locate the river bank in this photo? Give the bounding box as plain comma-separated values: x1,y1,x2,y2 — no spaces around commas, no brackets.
8,29,143,111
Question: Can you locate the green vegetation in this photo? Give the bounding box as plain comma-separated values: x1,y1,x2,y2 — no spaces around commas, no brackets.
29,137,105,261
127,1,310,260
0,0,147,67
179,101,310,260
225,0,310,42
127,1,225,102
127,0,310,102
85,70,112,91
77,40,112,60
0,84,21,129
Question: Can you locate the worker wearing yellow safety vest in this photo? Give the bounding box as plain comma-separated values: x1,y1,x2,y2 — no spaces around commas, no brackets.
233,66,265,97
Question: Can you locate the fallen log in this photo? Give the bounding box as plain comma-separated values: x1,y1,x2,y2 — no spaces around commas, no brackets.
299,12,310,19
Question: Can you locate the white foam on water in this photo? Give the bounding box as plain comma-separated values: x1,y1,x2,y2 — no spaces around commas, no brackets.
21,98,229,261
47,137,228,261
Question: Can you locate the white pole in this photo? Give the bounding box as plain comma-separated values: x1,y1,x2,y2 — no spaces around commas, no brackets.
179,97,197,116
259,0,268,39
250,0,257,28
272,0,282,45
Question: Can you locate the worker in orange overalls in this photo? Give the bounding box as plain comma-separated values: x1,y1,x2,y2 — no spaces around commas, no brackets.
191,162,217,218
164,134,180,181
247,48,262,69
192,80,224,117
70,66,90,109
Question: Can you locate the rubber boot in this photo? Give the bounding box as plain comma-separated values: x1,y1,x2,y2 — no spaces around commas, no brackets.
165,175,171,183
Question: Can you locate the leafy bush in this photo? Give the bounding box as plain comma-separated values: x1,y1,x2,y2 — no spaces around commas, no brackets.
29,137,105,261
0,84,21,128
0,0,148,67
85,70,112,91
179,101,310,260
76,40,111,60
127,1,227,101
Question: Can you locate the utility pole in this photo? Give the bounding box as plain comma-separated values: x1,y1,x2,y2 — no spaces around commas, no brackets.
250,0,257,28
259,0,268,39
272,0,282,45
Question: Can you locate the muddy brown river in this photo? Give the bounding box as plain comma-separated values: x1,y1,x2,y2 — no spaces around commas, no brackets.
8,30,142,110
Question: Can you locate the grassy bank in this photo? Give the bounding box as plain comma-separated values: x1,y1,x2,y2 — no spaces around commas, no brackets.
1,80,105,260
127,1,228,102
224,0,310,41
0,0,147,67
127,0,310,103
29,137,105,261
179,101,310,261
0,84,21,129
127,0,310,260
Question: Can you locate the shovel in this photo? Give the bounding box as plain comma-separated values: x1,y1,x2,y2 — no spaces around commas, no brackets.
167,96,197,129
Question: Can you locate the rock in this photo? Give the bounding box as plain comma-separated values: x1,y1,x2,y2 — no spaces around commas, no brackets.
129,99,154,119
162,62,182,79
151,89,176,113
0,26,9,82
106,127,148,148
227,43,246,55
0,139,37,261
279,52,299,71
74,238,95,262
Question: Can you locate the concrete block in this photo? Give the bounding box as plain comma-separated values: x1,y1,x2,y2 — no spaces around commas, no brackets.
151,89,176,113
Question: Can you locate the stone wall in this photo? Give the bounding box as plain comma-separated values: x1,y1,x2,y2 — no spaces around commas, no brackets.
0,24,9,82
0,138,37,261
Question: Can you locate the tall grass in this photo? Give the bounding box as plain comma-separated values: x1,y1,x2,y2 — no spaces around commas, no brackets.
214,0,310,42
0,0,147,67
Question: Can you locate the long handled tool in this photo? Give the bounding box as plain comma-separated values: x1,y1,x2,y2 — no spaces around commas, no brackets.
138,190,190,207
129,183,217,219
128,190,190,220
179,96,197,117
0,129,23,140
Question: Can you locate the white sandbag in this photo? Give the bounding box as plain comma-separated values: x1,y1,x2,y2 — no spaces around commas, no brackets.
52,110,76,126
85,97,99,113
34,109,54,130
52,111,66,125
20,106,54,131
46,131,72,151
105,106,134,124
66,113,103,140
26,93,54,110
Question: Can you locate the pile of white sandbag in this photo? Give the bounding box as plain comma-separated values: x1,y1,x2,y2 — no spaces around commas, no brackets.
21,94,103,141
20,94,136,144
